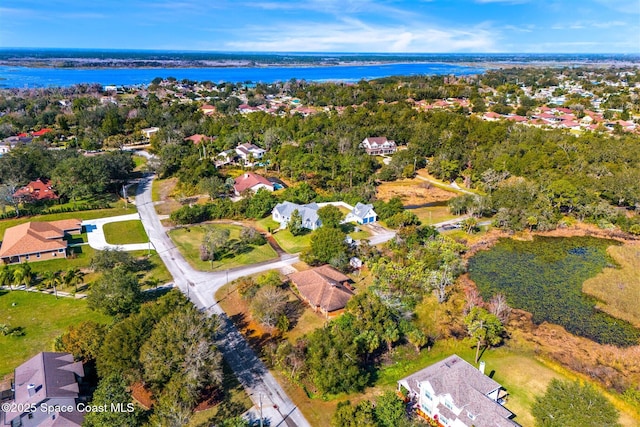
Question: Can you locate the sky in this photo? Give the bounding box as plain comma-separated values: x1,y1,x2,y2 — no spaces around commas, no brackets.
0,0,639,53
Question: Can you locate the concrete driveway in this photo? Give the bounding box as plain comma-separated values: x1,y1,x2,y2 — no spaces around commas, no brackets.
83,213,154,252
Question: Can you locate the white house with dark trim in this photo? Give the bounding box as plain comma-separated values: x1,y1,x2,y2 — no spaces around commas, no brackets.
361,137,397,155
272,201,321,231
345,202,377,225
235,143,266,163
398,355,519,427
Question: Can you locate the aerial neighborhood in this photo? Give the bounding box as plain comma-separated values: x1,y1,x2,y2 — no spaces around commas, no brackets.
0,63,639,427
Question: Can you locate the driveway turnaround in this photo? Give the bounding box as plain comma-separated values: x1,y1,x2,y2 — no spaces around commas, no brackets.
83,213,154,252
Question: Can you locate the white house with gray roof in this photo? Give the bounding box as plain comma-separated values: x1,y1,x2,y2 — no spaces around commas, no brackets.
345,202,377,225
1,352,86,427
398,355,519,427
272,201,321,231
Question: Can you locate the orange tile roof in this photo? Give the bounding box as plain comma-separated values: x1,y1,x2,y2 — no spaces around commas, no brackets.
13,178,59,201
289,265,353,313
0,220,79,258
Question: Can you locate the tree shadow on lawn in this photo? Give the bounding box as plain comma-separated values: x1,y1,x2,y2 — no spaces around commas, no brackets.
284,299,306,330
230,312,273,352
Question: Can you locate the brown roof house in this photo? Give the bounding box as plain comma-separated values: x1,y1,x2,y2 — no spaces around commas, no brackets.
398,355,519,427
1,352,86,427
13,179,59,203
0,219,81,264
289,265,354,317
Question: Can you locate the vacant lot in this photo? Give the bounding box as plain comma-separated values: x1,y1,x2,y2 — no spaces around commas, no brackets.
152,177,183,215
103,220,149,245
169,224,278,271
583,244,640,328
0,290,111,377
409,205,459,225
376,177,457,205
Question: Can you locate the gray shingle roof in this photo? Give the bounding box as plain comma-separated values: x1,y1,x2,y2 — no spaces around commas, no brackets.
400,355,518,427
351,202,374,219
273,201,320,228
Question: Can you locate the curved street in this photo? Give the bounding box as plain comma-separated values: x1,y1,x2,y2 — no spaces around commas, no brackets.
135,174,309,427
134,171,476,426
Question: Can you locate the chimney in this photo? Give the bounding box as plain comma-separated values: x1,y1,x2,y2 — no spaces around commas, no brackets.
244,173,249,178
479,361,486,375
27,384,36,397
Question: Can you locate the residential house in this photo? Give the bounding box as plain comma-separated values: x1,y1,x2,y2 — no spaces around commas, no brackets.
288,265,354,317
140,127,160,139
184,134,215,145
235,143,266,164
233,172,274,195
0,219,81,264
360,137,397,155
31,129,52,138
200,104,216,116
398,355,519,427
13,179,59,203
1,135,32,154
215,150,237,166
345,202,377,224
272,201,321,230
1,352,86,427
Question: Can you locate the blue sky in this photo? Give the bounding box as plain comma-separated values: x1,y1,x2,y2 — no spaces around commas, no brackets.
1,0,639,53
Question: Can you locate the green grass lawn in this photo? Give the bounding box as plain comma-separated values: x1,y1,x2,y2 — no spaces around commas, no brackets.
409,205,459,225
0,205,137,240
103,220,149,245
256,217,313,254
272,229,313,254
0,290,112,377
169,224,278,271
151,178,161,202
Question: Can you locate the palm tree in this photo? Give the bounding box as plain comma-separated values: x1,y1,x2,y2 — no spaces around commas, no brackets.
145,277,161,290
41,270,63,298
12,264,32,289
63,268,85,294
0,265,14,291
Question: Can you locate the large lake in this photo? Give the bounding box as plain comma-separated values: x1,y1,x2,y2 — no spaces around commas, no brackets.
0,62,483,88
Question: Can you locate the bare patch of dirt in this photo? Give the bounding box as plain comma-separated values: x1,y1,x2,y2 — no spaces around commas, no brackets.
376,178,457,205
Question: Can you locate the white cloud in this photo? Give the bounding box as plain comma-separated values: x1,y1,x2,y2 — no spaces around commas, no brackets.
218,20,498,52
553,20,629,30
594,0,640,14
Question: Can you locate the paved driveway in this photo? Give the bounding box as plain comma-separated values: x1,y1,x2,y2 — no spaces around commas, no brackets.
83,213,154,252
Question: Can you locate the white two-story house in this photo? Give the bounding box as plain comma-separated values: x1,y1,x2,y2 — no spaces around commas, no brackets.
398,355,519,427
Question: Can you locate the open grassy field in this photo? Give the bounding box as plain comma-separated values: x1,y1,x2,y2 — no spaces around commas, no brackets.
169,224,278,271
583,244,640,327
409,205,459,225
0,205,137,240
0,290,111,377
103,220,149,245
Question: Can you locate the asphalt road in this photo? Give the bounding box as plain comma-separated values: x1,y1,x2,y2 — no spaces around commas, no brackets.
134,171,480,427
135,174,310,427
